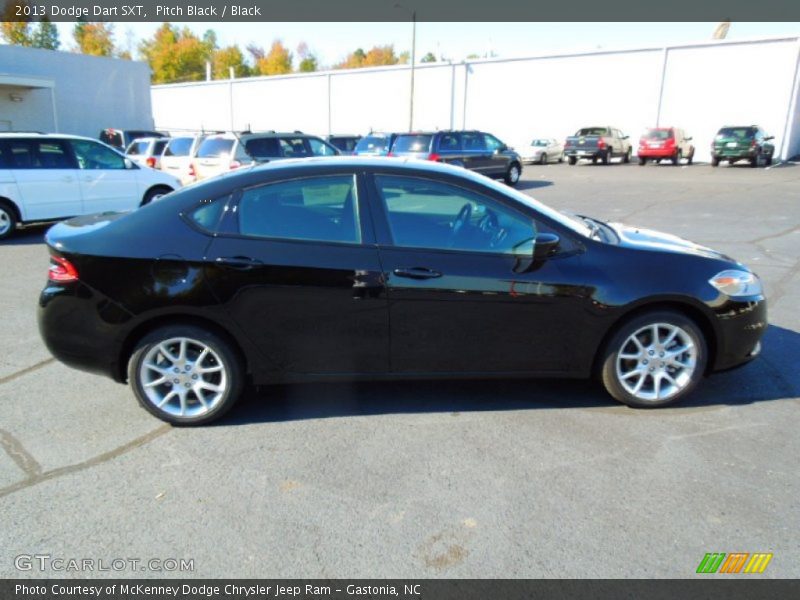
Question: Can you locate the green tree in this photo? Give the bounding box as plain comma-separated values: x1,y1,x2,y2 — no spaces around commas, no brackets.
421,52,436,63
73,22,115,56
213,45,250,78
31,19,60,50
254,40,292,76
296,42,317,72
139,24,213,83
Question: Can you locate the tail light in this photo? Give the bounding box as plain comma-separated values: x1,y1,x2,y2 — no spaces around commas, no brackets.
427,153,441,162
188,163,196,178
665,137,675,148
639,138,646,146
751,139,757,148
597,138,606,149
387,151,394,157
48,256,79,283
146,157,156,168
229,160,241,170
564,139,572,147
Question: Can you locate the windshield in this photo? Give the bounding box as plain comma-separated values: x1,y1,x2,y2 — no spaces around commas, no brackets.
531,139,549,146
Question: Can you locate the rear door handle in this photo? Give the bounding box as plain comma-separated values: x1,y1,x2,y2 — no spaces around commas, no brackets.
393,267,442,280
215,256,263,270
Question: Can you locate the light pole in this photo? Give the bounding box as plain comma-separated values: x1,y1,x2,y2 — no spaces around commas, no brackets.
395,4,416,132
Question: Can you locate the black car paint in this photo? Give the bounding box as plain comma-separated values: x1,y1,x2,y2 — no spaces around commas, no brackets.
38,159,766,389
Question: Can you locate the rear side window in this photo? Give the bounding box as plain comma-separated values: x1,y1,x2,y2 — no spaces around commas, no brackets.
189,196,229,233
279,138,311,158
3,139,78,169
238,175,360,244
462,132,487,151
197,138,234,158
71,139,126,170
164,137,194,157
153,140,169,156
127,141,149,155
393,135,432,153
437,133,461,152
244,137,281,159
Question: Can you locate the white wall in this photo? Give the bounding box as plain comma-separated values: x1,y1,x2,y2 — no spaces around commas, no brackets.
151,36,800,161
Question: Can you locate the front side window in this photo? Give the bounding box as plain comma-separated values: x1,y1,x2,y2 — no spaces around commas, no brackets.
5,139,78,169
71,140,126,170
374,175,536,254
279,138,312,158
238,175,360,244
307,137,338,156
483,134,504,151
461,132,486,151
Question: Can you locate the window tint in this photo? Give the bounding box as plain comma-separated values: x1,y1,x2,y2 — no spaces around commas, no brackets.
308,137,338,156
71,139,126,170
164,137,194,157
4,139,77,169
153,140,169,156
190,197,228,232
483,134,504,151
437,133,461,152
279,137,312,158
717,127,756,139
375,175,536,254
644,129,673,140
197,138,234,158
126,141,149,155
328,137,359,152
239,175,360,244
244,137,281,159
393,135,432,153
462,132,487,151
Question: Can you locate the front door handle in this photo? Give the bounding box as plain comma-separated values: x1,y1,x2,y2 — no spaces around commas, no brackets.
393,267,442,280
215,256,263,270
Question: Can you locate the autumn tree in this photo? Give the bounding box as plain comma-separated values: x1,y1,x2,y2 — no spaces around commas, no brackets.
139,24,214,83
252,40,292,76
337,45,400,69
296,42,317,73
73,22,115,56
213,45,250,78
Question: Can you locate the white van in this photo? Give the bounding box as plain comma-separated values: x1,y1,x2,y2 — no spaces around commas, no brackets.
0,133,181,240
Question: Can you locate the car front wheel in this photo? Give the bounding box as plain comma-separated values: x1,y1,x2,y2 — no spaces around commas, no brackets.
600,311,707,408
504,163,521,185
0,201,17,241
129,325,244,425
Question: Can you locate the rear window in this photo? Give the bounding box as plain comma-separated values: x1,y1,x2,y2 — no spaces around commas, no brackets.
576,128,609,136
197,138,235,158
164,137,194,157
127,141,149,155
644,129,673,140
717,127,756,139
392,134,433,153
355,135,391,153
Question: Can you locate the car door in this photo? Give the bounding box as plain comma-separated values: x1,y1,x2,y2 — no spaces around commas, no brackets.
368,172,588,374
203,171,389,375
5,137,82,221
69,139,142,214
482,133,510,176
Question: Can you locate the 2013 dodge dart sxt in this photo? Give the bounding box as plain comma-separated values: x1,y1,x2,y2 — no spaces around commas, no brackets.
38,158,767,425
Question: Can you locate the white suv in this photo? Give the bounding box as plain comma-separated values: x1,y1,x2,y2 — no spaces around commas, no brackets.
159,134,206,186
0,133,181,240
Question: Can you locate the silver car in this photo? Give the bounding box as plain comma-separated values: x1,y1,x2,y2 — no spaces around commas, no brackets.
518,138,564,164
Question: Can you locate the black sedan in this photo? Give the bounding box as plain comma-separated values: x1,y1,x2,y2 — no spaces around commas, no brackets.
38,158,767,425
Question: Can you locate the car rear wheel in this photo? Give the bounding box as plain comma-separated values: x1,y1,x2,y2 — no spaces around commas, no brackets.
600,311,707,408
129,325,244,425
638,157,646,166
672,150,682,166
623,148,631,164
0,201,17,241
539,153,547,165
601,151,610,165
568,156,577,165
766,154,773,166
687,151,694,165
504,163,521,185
710,156,719,167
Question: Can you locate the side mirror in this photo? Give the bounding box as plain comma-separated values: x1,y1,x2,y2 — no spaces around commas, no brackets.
533,232,560,261
685,136,693,141
764,135,774,141
622,135,630,140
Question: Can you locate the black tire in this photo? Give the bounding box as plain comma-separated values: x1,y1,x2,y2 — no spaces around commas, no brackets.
128,324,245,425
623,148,631,164
766,154,773,166
0,200,17,241
711,156,719,167
558,154,564,163
539,153,547,165
141,185,173,206
672,150,681,166
568,156,577,165
504,162,521,186
750,155,758,168
638,157,646,166
601,151,610,165
599,310,707,408
687,151,694,165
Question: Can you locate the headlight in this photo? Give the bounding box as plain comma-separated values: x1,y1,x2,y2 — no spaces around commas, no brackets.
709,270,762,297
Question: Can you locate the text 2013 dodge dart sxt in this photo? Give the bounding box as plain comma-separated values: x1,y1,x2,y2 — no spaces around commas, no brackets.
38,158,766,425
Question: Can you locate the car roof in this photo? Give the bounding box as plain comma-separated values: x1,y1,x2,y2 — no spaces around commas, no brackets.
0,132,108,141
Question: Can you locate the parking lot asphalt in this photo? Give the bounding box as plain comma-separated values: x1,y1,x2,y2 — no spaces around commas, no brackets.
1,161,798,578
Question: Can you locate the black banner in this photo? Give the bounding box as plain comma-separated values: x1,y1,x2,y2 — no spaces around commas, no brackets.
2,0,800,22
3,580,800,600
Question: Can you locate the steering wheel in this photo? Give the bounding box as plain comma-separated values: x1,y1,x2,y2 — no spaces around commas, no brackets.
478,211,508,249
450,203,473,242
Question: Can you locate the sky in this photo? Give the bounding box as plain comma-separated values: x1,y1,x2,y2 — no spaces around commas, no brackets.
53,22,800,67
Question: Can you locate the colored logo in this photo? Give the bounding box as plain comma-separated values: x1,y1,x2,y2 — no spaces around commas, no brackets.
696,552,773,574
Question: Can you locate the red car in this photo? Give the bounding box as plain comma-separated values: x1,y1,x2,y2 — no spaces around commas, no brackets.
637,127,695,165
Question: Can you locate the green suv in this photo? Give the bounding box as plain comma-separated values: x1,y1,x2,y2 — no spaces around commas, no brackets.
711,126,775,167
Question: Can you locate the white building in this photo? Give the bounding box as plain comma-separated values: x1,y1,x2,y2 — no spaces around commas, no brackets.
151,35,800,162
0,45,154,136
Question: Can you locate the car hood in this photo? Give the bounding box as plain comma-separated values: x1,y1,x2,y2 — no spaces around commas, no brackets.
608,222,732,261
